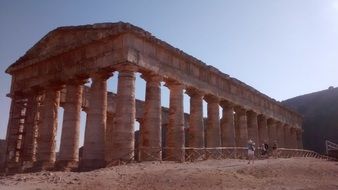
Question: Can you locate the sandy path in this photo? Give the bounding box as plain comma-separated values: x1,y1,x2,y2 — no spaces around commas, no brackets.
1,157,338,190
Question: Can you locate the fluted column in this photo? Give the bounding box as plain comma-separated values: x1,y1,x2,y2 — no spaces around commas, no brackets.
205,95,221,148
35,85,61,170
6,94,25,166
186,89,204,148
257,115,268,145
247,111,258,144
290,127,298,149
166,81,185,162
284,125,291,148
110,67,137,162
234,107,248,147
296,129,303,149
139,73,162,161
220,101,235,147
21,90,41,165
276,122,285,148
105,113,115,162
81,73,110,170
57,79,85,170
267,119,277,146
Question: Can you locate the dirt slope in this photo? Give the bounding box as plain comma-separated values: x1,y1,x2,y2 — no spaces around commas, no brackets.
1,158,338,190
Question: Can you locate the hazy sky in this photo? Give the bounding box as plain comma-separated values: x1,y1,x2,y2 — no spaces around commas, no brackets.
1,1,338,143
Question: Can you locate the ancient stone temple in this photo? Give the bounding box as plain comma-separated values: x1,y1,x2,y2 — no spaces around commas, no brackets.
4,22,303,172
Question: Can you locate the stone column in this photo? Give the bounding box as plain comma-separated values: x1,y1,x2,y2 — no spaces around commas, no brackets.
284,125,291,148
105,113,114,162
5,94,25,167
296,129,303,149
166,81,185,162
276,122,285,148
81,73,110,170
205,95,221,148
234,107,248,147
290,127,298,149
110,67,137,162
21,90,40,166
267,119,277,146
247,111,259,145
186,89,204,148
57,80,85,170
35,86,61,170
139,73,162,161
220,101,235,147
257,115,268,146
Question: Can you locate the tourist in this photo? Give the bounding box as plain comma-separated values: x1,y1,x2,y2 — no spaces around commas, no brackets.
247,139,255,164
261,141,269,158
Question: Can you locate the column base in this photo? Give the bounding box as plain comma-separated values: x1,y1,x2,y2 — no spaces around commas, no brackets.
54,160,79,171
21,161,34,172
78,159,106,171
31,161,55,172
5,162,23,175
139,147,162,161
164,149,185,162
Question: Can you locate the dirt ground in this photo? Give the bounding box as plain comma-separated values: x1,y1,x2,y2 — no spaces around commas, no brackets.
0,157,338,190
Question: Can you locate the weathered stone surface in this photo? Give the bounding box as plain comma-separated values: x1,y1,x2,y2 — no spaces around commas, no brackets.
139,73,162,161
276,122,285,148
205,95,221,148
220,101,236,147
166,82,185,162
247,111,258,144
81,74,109,170
110,68,137,162
0,140,7,171
234,107,248,147
21,91,40,166
267,119,277,146
57,82,84,170
35,87,61,170
258,115,268,145
296,129,303,149
6,96,25,166
186,89,204,148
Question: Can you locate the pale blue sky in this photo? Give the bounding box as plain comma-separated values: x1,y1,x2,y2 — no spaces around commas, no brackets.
1,1,338,146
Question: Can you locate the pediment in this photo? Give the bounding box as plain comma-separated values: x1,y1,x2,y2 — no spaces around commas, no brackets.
6,22,138,73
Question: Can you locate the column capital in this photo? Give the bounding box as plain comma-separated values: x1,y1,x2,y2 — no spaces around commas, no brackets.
28,85,43,94
24,86,44,96
204,94,219,103
267,118,277,125
275,121,283,127
140,72,162,83
45,81,64,91
66,77,88,86
116,64,138,72
220,100,234,108
247,110,257,117
185,88,204,98
234,106,247,115
90,71,113,80
257,114,267,121
165,80,185,90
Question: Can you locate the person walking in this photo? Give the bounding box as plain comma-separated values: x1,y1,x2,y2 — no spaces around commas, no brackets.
261,140,269,158
247,139,255,164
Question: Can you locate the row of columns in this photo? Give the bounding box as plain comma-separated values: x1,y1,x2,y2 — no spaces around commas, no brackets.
5,65,303,171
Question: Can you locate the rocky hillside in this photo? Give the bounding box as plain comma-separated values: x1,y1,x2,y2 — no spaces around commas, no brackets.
282,87,338,154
